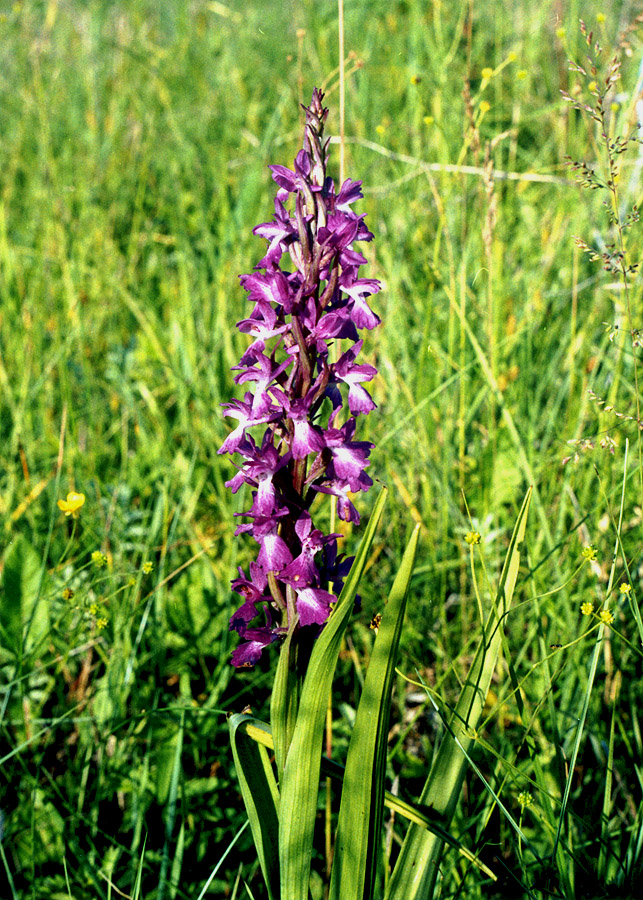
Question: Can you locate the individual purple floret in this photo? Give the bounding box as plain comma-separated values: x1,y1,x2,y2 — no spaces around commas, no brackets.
219,88,381,666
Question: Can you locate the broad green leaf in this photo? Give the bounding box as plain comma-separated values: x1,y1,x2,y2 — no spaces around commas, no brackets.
330,524,420,900
229,713,280,900
279,487,388,900
386,487,531,900
0,535,47,659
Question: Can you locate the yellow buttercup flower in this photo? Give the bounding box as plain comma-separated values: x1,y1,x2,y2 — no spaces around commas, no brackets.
57,492,85,517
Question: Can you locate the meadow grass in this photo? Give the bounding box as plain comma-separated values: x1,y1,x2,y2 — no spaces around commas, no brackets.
1,1,643,898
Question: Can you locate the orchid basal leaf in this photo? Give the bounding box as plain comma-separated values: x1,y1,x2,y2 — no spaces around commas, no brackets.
278,486,387,900
228,713,280,900
234,713,496,883
329,524,420,900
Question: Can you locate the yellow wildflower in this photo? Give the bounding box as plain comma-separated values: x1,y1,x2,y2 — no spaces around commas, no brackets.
142,561,154,574
465,531,481,546
481,67,494,80
96,617,108,631
479,100,491,115
581,545,597,561
62,588,74,600
92,550,108,568
518,791,534,808
581,601,594,616
57,492,85,517
599,609,614,626
619,583,631,595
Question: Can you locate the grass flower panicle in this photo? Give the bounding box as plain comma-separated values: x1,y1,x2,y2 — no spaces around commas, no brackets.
219,88,380,666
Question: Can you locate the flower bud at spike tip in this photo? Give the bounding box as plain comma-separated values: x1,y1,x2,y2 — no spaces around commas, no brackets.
219,88,381,666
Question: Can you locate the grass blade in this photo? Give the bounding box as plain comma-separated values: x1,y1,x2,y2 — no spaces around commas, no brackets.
386,487,532,900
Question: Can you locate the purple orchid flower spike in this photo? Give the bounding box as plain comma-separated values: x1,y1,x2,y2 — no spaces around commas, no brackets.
219,88,381,666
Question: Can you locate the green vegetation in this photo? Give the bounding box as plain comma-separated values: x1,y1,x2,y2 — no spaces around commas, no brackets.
2,1,643,897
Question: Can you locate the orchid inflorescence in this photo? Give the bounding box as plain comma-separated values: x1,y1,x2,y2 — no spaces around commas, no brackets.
219,88,381,667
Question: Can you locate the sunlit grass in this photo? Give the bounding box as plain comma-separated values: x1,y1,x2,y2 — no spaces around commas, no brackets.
1,1,643,898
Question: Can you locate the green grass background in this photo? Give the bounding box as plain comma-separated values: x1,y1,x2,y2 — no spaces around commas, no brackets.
2,1,643,897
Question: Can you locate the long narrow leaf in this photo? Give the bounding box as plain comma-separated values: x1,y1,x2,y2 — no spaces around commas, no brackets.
228,713,280,900
270,627,300,782
330,524,420,900
278,487,388,900
386,487,531,900
234,715,496,881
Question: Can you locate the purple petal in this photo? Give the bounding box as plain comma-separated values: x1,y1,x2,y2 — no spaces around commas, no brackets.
296,587,337,626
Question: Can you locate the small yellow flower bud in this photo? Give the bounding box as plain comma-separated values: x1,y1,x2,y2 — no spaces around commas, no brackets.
479,100,491,115
481,67,494,80
92,550,108,568
518,791,534,808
